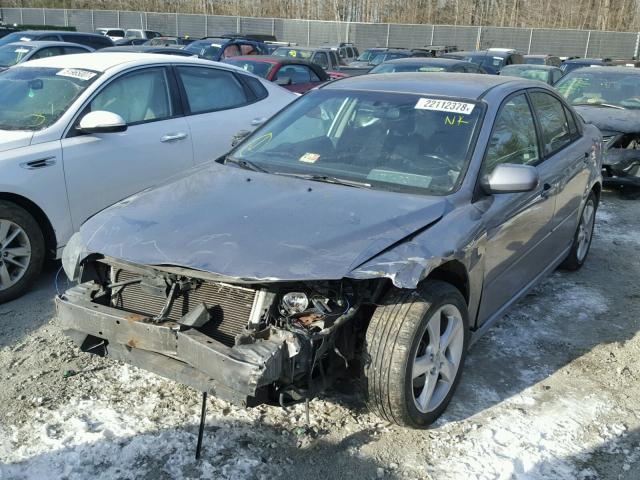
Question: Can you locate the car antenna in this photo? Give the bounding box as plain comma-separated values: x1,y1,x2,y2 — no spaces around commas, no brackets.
195,391,208,460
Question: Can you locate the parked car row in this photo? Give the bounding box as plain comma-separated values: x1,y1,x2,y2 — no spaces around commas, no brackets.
0,28,637,435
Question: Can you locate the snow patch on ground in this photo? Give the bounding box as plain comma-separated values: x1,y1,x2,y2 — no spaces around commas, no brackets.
0,366,279,480
428,391,611,480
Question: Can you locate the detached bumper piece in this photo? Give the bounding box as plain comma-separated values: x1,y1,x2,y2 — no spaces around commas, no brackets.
56,287,287,407
604,149,640,186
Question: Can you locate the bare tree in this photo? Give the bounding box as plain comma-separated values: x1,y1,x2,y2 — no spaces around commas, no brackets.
3,0,640,31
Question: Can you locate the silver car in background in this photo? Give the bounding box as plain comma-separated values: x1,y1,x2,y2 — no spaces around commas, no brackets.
0,41,93,71
58,73,602,428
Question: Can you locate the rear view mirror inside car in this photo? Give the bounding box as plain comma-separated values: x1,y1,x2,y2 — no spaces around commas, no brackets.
28,79,43,90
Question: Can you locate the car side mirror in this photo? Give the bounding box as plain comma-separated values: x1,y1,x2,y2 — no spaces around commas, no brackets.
77,111,127,134
276,76,292,86
482,163,539,194
231,129,251,147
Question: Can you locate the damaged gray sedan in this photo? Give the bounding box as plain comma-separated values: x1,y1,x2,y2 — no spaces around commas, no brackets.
57,73,602,428
555,67,640,186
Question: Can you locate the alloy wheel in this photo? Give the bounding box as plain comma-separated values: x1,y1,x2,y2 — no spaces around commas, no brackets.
0,219,32,291
412,304,465,413
576,200,595,262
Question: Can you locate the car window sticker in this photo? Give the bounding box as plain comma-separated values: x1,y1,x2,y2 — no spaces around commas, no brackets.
415,98,475,114
56,68,97,81
299,152,320,163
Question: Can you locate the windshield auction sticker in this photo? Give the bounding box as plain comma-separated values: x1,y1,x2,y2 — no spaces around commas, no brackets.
299,152,320,163
56,68,97,81
415,98,475,114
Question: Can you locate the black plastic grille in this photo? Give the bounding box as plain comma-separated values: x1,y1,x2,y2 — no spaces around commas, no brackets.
113,270,256,347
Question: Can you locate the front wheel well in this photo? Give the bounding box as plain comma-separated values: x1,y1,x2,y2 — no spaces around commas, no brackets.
421,260,470,305
0,193,57,257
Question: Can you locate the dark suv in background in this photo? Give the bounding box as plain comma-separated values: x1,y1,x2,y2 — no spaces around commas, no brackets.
444,49,523,74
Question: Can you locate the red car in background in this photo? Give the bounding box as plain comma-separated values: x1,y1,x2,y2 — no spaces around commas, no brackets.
224,55,339,93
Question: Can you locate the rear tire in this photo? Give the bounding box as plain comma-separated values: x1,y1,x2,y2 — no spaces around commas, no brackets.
363,280,469,428
560,191,597,271
0,201,45,304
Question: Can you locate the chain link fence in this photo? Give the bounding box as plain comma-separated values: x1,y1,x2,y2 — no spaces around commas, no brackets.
2,7,639,58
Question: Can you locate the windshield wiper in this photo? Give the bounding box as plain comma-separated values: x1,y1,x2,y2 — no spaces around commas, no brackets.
275,172,371,188
572,102,626,110
224,156,270,173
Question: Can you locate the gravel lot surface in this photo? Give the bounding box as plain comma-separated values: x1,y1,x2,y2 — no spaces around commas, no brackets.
0,189,639,480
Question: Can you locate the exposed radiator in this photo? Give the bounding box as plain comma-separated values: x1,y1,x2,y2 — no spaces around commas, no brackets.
112,269,256,347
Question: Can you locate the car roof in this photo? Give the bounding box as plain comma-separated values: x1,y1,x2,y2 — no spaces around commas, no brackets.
191,38,232,44
2,40,90,49
502,64,559,70
225,55,316,65
567,66,640,74
19,30,105,38
323,72,534,99
381,57,468,66
100,46,192,54
565,58,604,63
17,52,222,72
524,54,556,58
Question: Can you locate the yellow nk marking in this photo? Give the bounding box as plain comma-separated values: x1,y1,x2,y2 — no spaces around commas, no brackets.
444,115,470,126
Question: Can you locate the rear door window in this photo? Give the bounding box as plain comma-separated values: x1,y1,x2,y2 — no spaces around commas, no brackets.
64,46,90,55
177,66,248,113
275,65,320,84
313,52,329,69
30,46,65,60
222,44,241,58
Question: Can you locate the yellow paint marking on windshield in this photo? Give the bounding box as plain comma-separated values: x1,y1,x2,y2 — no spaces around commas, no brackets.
444,115,470,126
245,132,272,151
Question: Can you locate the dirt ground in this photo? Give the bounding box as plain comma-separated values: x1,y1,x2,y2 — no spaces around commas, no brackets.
0,188,639,480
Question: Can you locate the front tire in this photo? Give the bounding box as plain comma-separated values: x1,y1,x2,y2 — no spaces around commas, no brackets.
363,280,469,428
0,201,45,304
560,191,597,271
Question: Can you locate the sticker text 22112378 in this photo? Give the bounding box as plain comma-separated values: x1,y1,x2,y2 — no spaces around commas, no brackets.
415,98,475,114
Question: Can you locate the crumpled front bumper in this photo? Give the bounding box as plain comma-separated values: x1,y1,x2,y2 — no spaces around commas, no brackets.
604,148,640,185
56,289,287,406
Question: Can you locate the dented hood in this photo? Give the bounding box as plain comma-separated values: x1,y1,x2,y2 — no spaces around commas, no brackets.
574,106,640,134
80,163,446,282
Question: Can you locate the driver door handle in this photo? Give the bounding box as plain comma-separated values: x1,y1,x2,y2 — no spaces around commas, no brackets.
161,132,188,143
251,117,267,126
540,183,552,199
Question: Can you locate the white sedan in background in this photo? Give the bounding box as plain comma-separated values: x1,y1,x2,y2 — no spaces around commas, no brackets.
0,52,296,302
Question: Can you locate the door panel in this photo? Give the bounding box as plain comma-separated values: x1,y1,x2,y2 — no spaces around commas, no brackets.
529,92,591,251
478,93,556,324
61,67,194,229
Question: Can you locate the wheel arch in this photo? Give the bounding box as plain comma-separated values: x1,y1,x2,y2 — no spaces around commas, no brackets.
0,193,57,257
420,260,470,305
